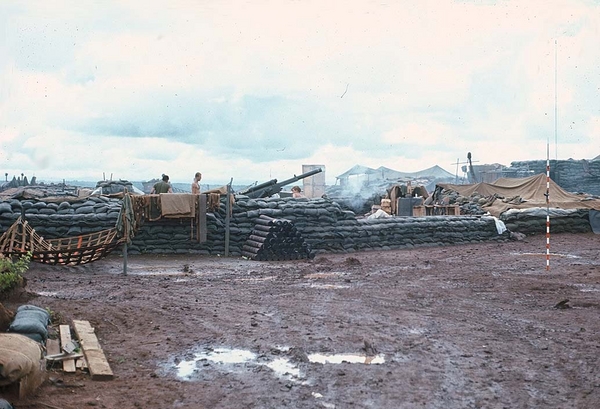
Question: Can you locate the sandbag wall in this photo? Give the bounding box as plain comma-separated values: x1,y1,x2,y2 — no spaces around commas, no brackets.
223,196,506,254
0,197,122,239
509,160,600,196
500,208,591,235
1,195,506,256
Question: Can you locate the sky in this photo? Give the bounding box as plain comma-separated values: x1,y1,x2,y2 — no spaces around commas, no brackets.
1,0,599,186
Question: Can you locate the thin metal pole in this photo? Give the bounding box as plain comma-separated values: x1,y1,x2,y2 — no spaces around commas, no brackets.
546,145,550,271
546,39,558,272
554,39,558,161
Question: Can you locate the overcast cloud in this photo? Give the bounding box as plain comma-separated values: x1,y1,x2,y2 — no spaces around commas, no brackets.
1,0,599,185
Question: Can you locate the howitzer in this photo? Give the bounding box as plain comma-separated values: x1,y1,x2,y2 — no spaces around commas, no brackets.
237,178,278,196
240,168,322,199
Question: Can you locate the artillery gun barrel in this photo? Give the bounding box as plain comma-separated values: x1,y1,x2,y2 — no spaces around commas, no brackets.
237,179,278,196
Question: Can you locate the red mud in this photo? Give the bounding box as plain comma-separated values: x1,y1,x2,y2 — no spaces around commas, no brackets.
3,233,600,409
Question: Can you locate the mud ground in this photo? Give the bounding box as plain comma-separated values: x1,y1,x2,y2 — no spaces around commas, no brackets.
3,233,600,409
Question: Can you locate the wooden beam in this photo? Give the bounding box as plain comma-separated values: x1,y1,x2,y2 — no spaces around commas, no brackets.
72,320,113,380
58,325,76,373
198,193,207,243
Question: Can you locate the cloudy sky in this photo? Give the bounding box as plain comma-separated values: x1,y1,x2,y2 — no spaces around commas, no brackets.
1,0,598,185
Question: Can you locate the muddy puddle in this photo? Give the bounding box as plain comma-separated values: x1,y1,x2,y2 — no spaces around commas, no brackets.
170,347,385,383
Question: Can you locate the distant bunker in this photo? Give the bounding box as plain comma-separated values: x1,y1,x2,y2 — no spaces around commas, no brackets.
0,192,594,259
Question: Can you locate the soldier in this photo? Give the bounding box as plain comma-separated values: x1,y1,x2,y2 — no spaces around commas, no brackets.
191,172,202,194
151,174,173,194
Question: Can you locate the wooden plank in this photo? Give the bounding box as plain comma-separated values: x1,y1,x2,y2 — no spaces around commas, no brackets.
46,338,60,356
76,356,88,369
59,325,76,373
72,320,113,380
198,194,207,243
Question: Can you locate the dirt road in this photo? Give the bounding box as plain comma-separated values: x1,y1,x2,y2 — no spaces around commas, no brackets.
4,233,600,408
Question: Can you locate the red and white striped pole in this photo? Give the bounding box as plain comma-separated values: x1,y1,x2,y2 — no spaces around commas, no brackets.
546,157,550,271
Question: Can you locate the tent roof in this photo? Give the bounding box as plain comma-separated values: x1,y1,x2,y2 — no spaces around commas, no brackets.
437,173,600,217
409,165,455,179
335,165,376,179
337,164,454,180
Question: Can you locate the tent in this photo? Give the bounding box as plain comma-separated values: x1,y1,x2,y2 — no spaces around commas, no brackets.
437,173,600,217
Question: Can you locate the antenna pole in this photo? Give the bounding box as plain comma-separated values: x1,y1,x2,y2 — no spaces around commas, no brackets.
546,39,558,272
554,39,558,161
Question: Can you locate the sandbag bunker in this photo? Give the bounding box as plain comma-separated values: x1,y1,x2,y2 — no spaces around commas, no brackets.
0,193,513,261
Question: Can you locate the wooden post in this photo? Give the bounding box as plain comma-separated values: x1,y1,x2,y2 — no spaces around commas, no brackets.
122,194,128,275
224,178,232,257
198,193,207,243
122,242,128,275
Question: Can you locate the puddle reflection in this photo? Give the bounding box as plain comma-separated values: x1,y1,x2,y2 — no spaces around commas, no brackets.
266,358,301,378
176,348,257,378
35,291,58,297
174,347,386,381
308,353,385,364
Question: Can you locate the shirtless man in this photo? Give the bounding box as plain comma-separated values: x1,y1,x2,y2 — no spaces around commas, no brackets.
191,172,202,194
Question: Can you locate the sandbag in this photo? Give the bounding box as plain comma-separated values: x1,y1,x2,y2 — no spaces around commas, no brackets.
8,306,50,340
0,398,13,409
0,333,43,385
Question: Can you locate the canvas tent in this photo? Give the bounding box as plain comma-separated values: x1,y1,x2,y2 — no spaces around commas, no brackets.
437,173,600,218
336,164,454,185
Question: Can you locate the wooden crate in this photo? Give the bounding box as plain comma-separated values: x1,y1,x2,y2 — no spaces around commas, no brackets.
446,205,461,215
412,206,425,217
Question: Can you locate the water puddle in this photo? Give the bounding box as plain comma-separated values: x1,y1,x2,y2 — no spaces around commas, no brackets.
511,252,581,258
176,348,256,378
304,272,345,279
266,358,301,379
35,291,58,297
309,284,350,289
308,353,385,365
234,276,277,283
573,284,600,292
173,347,386,382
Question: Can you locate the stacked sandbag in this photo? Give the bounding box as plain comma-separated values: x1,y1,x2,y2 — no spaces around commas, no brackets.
0,333,43,387
228,196,505,255
510,160,600,196
8,305,51,343
0,197,122,238
500,208,591,235
2,195,509,256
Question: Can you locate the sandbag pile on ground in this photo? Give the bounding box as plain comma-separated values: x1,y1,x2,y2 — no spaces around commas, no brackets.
0,333,43,387
8,305,51,343
0,197,122,239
